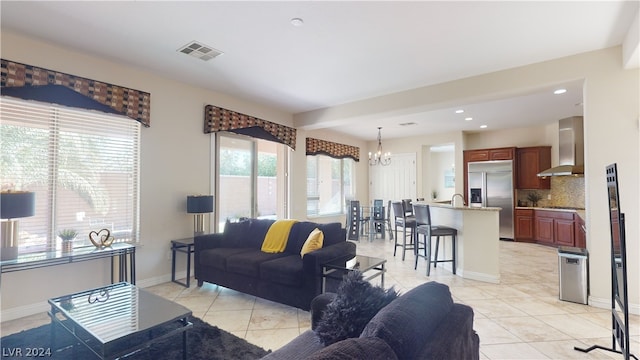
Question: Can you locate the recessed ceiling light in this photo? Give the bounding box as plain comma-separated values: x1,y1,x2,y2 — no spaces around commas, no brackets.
554,88,567,95
465,117,473,121
455,109,464,114
480,125,488,129
291,18,304,26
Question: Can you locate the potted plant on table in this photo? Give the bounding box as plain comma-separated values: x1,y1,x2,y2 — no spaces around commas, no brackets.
58,229,78,253
527,191,543,207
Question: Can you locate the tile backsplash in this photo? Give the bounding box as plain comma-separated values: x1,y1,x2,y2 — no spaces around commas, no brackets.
516,176,585,208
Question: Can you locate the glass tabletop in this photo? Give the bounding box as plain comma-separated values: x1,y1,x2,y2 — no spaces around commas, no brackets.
171,237,195,246
324,255,386,272
1,243,134,266
49,282,191,344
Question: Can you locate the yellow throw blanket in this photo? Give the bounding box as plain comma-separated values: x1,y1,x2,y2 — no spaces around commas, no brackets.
261,220,298,253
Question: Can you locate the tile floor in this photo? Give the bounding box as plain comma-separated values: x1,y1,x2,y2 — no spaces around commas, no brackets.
2,239,639,359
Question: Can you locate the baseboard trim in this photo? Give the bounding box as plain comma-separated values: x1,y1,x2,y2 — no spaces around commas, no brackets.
457,269,500,284
589,295,640,315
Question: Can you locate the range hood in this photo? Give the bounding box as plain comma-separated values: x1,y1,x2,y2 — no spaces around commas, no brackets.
538,116,584,177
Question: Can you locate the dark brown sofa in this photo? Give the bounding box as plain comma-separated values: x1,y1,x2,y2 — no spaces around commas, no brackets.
194,218,356,310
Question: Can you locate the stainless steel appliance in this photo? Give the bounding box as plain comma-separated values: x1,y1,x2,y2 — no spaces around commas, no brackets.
468,160,514,239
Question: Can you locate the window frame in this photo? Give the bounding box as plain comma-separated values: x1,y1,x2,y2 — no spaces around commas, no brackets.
0,97,141,253
306,154,354,217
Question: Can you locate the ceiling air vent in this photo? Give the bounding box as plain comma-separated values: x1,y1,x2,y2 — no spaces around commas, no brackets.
399,122,417,126
177,41,223,61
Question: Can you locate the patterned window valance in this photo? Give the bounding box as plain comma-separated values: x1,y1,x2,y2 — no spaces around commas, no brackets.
306,137,360,162
1,59,151,127
204,105,296,150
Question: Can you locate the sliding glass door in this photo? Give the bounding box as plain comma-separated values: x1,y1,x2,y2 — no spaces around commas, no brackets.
216,133,286,231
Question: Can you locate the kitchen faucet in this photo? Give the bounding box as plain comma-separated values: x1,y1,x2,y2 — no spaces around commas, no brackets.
451,193,466,207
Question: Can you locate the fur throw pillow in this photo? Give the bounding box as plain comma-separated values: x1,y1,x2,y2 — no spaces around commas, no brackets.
315,270,399,346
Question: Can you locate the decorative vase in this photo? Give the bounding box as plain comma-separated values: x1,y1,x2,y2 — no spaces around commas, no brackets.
62,240,74,253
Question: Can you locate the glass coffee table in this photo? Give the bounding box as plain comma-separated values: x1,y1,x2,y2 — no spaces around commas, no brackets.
322,255,386,292
48,282,192,360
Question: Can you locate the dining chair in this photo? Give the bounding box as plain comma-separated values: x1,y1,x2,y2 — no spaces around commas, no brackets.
371,199,385,239
413,204,457,276
386,200,394,240
391,201,416,260
402,198,414,217
347,200,362,241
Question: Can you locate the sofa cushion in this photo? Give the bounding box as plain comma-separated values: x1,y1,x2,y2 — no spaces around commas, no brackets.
226,250,289,277
360,282,453,360
306,337,398,360
286,222,342,254
315,271,398,346
259,254,304,287
246,219,276,248
300,228,324,258
222,219,252,247
199,248,254,271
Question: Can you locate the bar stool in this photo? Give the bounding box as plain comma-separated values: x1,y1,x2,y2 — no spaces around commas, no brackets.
413,204,457,276
391,201,416,260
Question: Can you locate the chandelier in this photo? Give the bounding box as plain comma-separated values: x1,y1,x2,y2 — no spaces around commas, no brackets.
369,127,391,166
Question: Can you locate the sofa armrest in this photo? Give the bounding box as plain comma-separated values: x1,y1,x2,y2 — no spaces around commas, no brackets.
417,303,480,360
194,233,224,252
302,241,356,274
194,233,224,283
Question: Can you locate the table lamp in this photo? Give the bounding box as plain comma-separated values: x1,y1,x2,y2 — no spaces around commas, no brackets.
187,195,213,235
1,191,36,260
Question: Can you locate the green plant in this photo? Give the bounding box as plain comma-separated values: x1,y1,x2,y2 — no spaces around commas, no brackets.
527,191,543,206
58,229,78,241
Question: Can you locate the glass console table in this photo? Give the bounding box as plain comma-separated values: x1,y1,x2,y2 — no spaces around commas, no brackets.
0,243,136,284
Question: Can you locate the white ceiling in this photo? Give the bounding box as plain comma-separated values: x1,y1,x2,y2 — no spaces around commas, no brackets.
1,1,638,140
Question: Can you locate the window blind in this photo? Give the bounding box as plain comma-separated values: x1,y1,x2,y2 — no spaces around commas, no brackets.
0,97,140,253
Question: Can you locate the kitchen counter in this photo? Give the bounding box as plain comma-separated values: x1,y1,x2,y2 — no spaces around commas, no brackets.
516,206,585,221
416,201,500,284
430,203,502,212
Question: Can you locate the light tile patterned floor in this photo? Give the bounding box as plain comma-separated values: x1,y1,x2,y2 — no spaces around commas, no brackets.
2,239,639,359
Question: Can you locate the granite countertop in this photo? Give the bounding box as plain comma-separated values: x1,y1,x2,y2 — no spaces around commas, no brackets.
516,206,586,221
423,202,501,211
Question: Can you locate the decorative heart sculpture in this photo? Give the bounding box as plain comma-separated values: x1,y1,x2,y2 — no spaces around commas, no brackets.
101,233,114,247
89,228,113,248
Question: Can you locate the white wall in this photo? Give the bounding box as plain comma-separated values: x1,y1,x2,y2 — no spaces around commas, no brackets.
295,47,640,313
0,31,304,319
430,150,455,201
465,123,556,150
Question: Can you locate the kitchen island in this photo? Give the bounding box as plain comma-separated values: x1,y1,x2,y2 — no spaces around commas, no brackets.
416,202,501,283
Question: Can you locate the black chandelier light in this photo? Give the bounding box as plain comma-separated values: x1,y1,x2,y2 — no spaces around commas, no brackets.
369,127,391,166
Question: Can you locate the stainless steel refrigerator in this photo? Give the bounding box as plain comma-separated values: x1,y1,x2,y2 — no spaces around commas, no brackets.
468,160,514,239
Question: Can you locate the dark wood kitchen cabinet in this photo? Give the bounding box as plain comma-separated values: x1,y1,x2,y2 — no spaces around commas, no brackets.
534,210,576,246
464,147,515,162
516,146,551,189
534,212,555,246
515,209,534,241
555,217,576,246
575,215,586,248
